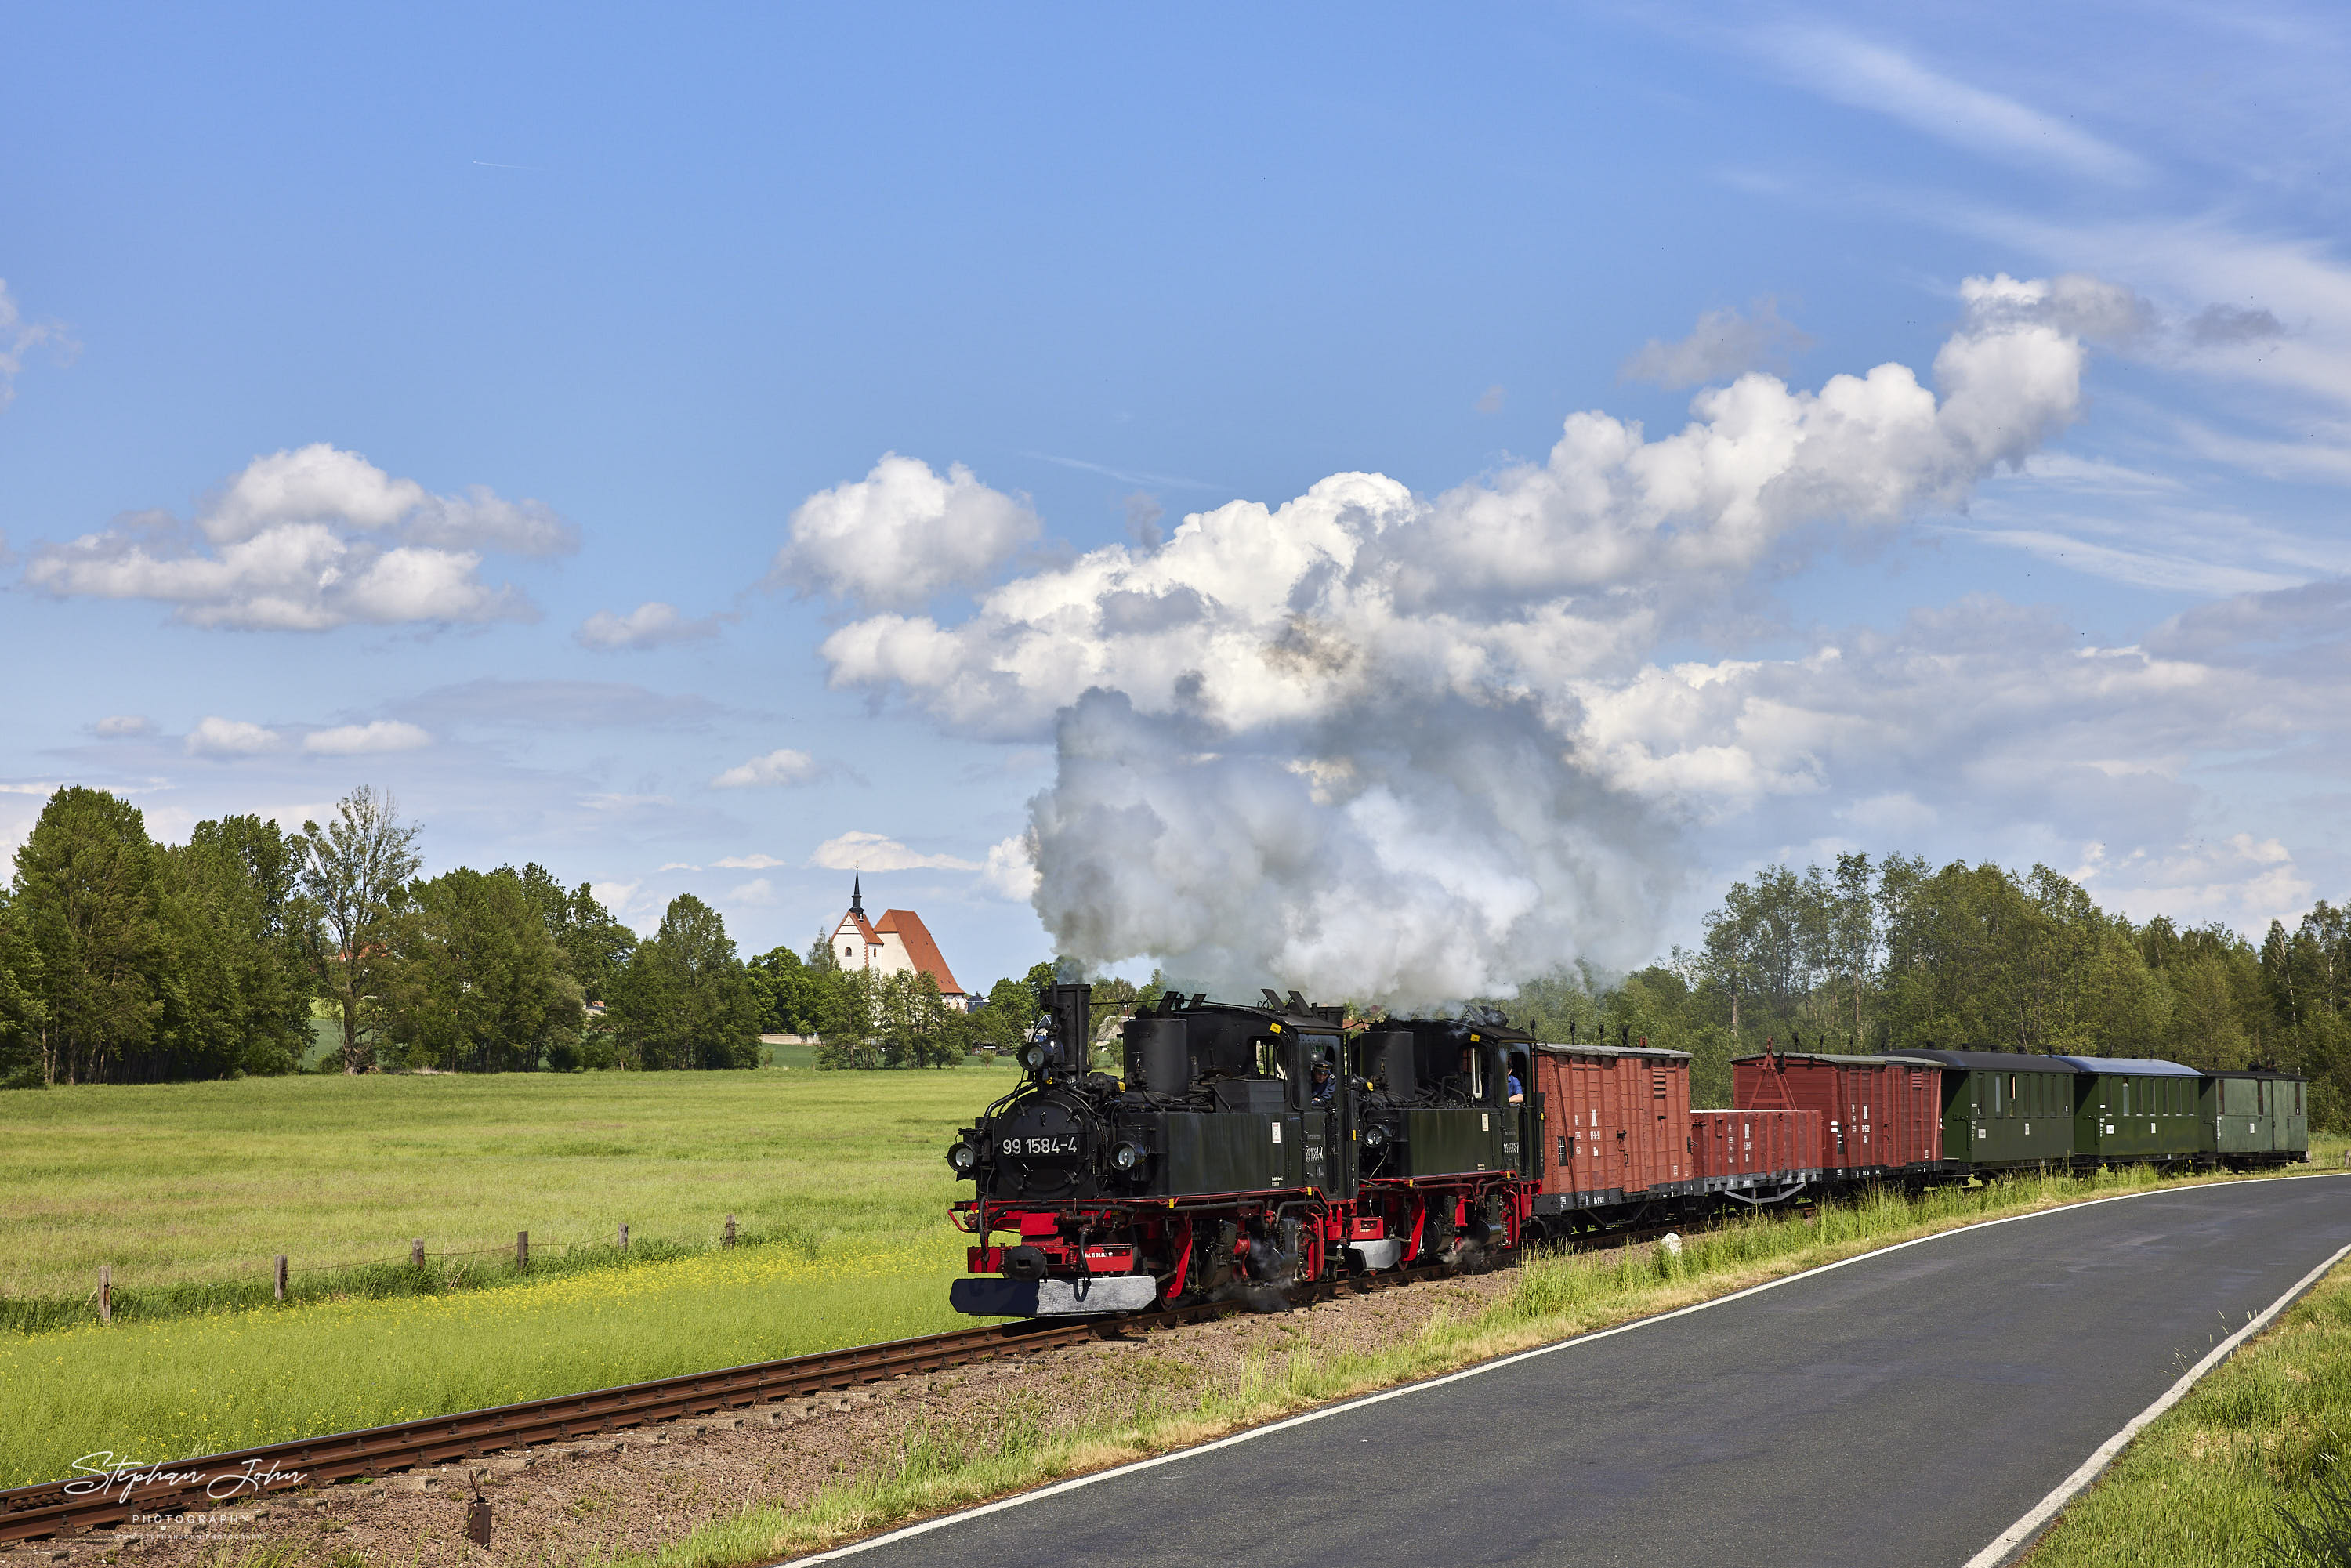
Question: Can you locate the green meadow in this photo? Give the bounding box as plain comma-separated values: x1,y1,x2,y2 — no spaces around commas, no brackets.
0,1062,1013,1304
0,1063,1020,1487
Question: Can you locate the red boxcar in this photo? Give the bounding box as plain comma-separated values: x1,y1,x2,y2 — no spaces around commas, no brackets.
1531,1042,1695,1212
1732,1052,1942,1176
1688,1107,1823,1192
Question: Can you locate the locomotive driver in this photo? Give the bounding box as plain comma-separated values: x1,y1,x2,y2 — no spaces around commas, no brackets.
1310,1059,1335,1104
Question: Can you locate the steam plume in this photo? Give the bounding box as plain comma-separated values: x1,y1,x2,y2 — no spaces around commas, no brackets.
806,275,2124,1005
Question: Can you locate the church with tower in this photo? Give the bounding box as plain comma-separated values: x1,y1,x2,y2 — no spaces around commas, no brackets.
828,872,972,1009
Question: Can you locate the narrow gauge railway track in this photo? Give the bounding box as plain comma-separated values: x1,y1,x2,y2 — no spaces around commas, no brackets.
4,1251,1520,1544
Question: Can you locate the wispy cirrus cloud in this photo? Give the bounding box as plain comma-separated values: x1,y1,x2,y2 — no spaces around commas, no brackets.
1757,26,2149,185
0,278,74,412
575,601,726,651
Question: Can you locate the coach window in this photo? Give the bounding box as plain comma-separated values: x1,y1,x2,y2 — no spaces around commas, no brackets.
2009,1074,2019,1117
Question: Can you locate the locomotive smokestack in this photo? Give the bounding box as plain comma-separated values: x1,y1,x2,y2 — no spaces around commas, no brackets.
1044,982,1093,1071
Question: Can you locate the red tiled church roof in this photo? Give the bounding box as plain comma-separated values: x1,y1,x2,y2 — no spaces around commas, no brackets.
875,908,963,996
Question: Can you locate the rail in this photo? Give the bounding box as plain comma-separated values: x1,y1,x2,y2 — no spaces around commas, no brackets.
0,1261,1468,1544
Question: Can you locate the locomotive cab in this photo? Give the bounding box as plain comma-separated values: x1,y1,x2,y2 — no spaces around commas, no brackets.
947,985,1367,1317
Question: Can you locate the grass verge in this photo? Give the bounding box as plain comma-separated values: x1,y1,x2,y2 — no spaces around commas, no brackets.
598,1157,2349,1568
0,1230,987,1488
2023,1248,2351,1566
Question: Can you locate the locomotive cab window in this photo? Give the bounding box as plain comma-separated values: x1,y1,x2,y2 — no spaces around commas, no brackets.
1451,1048,1483,1102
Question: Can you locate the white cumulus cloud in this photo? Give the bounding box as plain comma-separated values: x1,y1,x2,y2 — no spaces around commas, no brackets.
92,715,152,737
713,853,788,869
809,830,980,872
302,721,433,755
25,444,574,630
768,454,1040,612
710,748,821,788
186,716,284,757
575,601,725,651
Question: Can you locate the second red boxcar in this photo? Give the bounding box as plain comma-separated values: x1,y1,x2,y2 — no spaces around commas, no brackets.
1732,1052,1942,1177
1688,1107,1823,1194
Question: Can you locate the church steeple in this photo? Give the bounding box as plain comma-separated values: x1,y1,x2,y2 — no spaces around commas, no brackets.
849,868,864,917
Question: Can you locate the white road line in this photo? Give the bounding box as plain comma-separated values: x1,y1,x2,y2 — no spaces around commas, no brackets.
1961,1233,2351,1568
780,1171,2351,1566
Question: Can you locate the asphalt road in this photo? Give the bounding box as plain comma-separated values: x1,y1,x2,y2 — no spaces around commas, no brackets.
817,1175,2351,1568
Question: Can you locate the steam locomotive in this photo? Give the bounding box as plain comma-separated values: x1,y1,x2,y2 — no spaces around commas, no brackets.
945,984,2310,1318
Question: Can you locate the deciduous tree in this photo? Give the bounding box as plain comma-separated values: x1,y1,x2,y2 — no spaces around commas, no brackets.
12,787,167,1085
295,787,422,1074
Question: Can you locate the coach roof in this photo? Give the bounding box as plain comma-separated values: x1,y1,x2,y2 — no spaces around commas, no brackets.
1889,1049,2080,1074
2050,1055,2201,1077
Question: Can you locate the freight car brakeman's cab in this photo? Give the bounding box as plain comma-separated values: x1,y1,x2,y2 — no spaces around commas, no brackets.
1732,1052,1943,1177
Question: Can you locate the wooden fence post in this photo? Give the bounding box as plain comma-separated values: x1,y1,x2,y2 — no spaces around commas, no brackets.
618,1222,628,1252
516,1230,529,1271
412,1238,426,1269
275,1255,288,1302
99,1266,111,1324
724,1214,736,1248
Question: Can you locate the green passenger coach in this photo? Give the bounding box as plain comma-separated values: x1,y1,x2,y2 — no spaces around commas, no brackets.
2052,1056,2203,1168
2201,1070,2309,1165
1889,1050,2080,1173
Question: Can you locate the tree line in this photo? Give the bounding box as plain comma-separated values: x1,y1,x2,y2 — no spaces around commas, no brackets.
0,783,1073,1088
1487,853,2351,1127
17,791,2335,1117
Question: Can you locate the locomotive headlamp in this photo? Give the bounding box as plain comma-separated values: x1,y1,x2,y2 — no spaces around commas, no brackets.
1019,1043,1049,1070
1364,1125,1388,1149
947,1141,978,1172
1111,1142,1143,1171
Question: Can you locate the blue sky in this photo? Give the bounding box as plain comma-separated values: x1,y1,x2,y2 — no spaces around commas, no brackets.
5,4,2349,999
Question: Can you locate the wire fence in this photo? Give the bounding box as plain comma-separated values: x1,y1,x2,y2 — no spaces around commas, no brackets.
12,1215,753,1335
